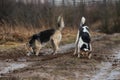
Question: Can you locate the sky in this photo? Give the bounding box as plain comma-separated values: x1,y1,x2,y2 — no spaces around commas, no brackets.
15,0,119,5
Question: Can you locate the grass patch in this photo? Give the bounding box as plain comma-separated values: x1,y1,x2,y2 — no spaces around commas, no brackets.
111,37,120,42
61,28,77,44
0,27,77,50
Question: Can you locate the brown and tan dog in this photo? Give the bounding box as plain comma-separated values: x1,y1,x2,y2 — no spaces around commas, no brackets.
26,16,64,56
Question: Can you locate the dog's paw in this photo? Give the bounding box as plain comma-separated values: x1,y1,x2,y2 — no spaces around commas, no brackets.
27,52,32,56
84,48,89,51
52,52,56,55
77,54,81,58
73,52,77,56
52,53,56,55
35,53,39,56
88,53,92,59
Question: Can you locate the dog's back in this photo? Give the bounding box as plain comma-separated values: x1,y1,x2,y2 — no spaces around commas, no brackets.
38,29,55,43
79,26,91,44
79,17,92,53
28,29,55,45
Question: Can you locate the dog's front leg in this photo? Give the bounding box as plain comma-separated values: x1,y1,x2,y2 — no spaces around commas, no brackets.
35,40,41,56
35,47,41,56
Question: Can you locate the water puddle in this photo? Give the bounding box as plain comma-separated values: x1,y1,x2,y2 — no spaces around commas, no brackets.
91,46,120,80
41,43,75,55
0,62,29,77
0,43,75,76
0,43,119,79
59,43,75,53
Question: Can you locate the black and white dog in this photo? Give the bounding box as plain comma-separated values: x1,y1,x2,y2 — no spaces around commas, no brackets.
26,16,64,56
73,17,92,59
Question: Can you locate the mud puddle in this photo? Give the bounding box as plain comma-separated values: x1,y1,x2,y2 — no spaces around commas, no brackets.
91,45,120,80
0,35,120,80
0,61,31,77
0,35,106,77
41,43,75,55
0,43,75,77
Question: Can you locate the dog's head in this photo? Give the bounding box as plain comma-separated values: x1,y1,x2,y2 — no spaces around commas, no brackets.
57,15,64,30
25,42,34,56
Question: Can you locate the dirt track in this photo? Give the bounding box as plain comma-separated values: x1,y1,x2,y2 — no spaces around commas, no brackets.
0,33,120,80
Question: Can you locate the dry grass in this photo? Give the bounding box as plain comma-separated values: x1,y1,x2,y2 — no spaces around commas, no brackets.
0,25,47,44
0,23,110,48
0,24,106,47
61,27,77,44
0,25,78,45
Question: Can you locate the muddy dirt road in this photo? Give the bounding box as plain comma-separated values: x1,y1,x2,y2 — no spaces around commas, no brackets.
91,45,120,80
0,33,120,80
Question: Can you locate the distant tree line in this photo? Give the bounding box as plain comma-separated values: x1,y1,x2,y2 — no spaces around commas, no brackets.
0,0,120,33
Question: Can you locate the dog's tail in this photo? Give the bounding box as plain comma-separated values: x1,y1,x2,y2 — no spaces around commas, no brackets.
80,16,86,27
57,16,64,31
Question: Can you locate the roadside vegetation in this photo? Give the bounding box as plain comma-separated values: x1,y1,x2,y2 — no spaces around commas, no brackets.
0,0,120,45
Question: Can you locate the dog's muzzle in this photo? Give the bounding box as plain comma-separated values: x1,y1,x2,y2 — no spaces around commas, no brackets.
27,51,35,56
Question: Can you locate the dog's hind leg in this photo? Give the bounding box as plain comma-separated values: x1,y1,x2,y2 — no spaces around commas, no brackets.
74,41,80,56
73,45,78,55
88,51,92,59
88,44,92,59
88,52,92,59
51,39,57,55
51,39,55,54
51,39,59,55
77,48,81,58
81,50,85,56
74,31,79,55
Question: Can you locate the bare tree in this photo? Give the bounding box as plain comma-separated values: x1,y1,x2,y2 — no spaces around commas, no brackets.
80,0,85,16
52,0,55,6
73,0,76,6
62,0,65,6
101,0,109,33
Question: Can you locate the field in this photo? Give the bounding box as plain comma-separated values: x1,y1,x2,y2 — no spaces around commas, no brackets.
0,28,120,80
